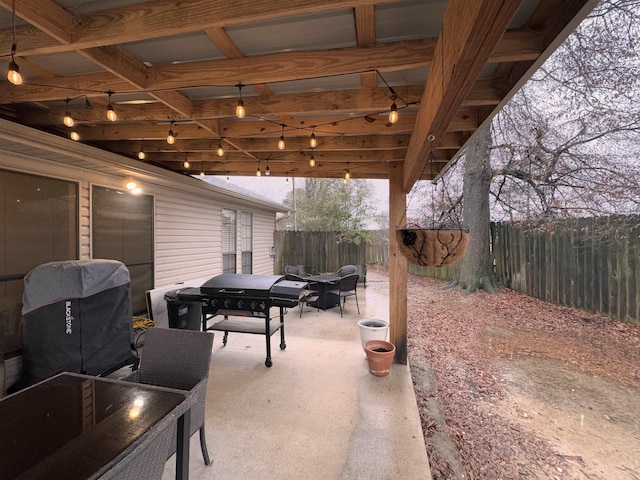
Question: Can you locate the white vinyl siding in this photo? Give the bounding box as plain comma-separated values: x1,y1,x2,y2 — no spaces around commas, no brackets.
0,121,283,292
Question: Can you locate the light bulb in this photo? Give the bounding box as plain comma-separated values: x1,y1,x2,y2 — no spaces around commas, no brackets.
106,105,117,122
126,181,137,190
64,113,74,127
345,170,351,180
199,170,205,177
217,143,224,156
389,102,398,124
226,176,230,183
7,60,22,86
236,99,245,118
256,167,261,177
309,132,317,148
277,135,285,150
265,165,270,176
183,160,190,168
137,150,145,160
167,130,175,144
70,131,80,141
309,155,316,167
285,178,289,185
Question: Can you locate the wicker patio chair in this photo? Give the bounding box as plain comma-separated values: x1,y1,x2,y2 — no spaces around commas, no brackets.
336,264,357,277
285,273,320,317
100,408,175,480
121,328,214,466
327,273,360,317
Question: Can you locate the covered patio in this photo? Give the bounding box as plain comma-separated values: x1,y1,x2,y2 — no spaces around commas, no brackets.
159,270,431,479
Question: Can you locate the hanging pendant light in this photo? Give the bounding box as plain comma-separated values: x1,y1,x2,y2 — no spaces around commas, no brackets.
389,100,398,124
137,139,145,160
183,157,190,169
256,161,261,176
106,90,117,121
7,2,22,86
265,161,271,176
277,124,286,150
217,139,224,157
167,121,176,144
63,98,74,127
309,151,316,168
236,83,246,118
309,127,317,148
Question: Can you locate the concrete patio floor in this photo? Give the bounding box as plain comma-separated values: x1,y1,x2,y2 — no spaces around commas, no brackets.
162,272,431,479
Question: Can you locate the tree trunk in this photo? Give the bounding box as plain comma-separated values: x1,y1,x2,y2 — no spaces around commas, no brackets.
452,126,498,292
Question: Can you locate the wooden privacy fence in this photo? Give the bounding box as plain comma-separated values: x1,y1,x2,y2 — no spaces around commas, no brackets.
274,216,640,324
274,231,367,275
492,216,639,325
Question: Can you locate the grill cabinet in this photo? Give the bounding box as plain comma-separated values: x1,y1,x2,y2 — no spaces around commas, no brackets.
173,274,306,367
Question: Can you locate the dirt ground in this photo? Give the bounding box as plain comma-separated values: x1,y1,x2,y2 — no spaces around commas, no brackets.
400,272,640,480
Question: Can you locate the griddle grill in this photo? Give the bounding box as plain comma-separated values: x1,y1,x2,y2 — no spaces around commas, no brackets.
174,274,307,367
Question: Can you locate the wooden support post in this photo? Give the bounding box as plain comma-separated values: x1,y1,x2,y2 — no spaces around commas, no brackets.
389,161,408,364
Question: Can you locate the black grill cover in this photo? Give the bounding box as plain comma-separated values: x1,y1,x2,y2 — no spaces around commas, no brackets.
21,260,137,383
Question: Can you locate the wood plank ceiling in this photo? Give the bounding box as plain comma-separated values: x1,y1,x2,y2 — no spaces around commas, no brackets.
0,0,597,192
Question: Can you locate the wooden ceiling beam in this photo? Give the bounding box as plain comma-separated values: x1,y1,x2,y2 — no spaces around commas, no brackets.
354,5,379,89
73,111,479,141
98,134,417,154
0,32,535,104
1,0,72,44
403,0,522,191
144,149,410,163
1,0,394,56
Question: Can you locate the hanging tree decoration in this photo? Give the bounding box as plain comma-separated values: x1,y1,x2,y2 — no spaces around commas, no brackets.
396,135,470,267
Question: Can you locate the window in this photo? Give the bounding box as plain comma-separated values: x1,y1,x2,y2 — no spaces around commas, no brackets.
92,186,154,314
0,170,78,354
222,209,237,274
241,212,253,274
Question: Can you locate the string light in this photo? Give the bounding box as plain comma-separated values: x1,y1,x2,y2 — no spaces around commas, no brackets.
167,121,175,144
137,139,145,160
285,177,289,185
265,160,271,176
7,1,22,86
106,90,117,121
344,163,351,181
199,163,205,177
256,161,261,177
63,98,74,127
226,176,230,183
309,127,317,148
217,139,224,156
183,155,190,169
309,150,316,167
277,124,286,150
70,131,80,141
389,98,398,124
235,83,245,118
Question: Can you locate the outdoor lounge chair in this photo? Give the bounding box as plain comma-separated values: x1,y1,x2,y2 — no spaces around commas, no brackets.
121,328,215,466
336,264,357,277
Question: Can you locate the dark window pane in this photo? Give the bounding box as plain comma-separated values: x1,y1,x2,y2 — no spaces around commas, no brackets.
92,187,153,314
223,254,236,274
242,252,252,274
0,170,78,354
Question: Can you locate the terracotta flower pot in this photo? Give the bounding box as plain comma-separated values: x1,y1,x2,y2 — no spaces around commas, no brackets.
364,340,396,377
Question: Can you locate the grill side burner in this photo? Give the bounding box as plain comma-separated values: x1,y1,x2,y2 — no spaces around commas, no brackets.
174,274,307,367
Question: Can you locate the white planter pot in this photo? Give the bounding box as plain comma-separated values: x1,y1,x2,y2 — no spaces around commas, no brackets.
357,318,389,352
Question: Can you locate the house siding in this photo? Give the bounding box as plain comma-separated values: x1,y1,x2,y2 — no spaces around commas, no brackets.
0,143,282,288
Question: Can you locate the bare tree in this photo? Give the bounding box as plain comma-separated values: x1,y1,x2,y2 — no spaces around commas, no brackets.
413,0,640,291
